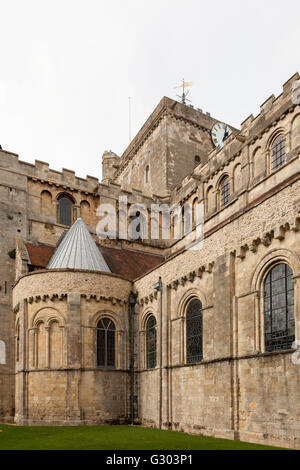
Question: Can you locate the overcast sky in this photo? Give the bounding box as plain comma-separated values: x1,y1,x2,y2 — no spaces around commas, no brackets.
0,0,299,180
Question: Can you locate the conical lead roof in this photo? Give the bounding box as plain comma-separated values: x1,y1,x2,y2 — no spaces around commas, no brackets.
47,218,110,272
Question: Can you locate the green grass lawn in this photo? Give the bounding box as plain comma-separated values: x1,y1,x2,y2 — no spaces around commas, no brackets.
0,424,285,450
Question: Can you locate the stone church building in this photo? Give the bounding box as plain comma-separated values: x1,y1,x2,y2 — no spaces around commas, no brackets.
0,73,299,449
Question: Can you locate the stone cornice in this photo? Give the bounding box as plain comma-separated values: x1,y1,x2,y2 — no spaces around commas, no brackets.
139,262,214,305
28,176,99,197
13,267,132,289
13,293,128,310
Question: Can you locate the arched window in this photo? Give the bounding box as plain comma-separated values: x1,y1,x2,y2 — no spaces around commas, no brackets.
97,318,115,367
194,155,201,167
271,136,286,171
145,165,150,183
264,264,295,352
146,315,157,369
186,299,203,363
58,194,74,226
219,176,230,208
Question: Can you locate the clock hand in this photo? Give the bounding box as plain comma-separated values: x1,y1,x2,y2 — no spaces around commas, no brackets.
223,126,229,141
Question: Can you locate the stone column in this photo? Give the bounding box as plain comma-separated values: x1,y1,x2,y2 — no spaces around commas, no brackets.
59,326,64,367
254,291,261,352
66,293,82,423
180,316,184,364
15,299,27,425
28,328,36,369
45,326,50,368
117,331,122,369
139,330,145,370
294,276,300,343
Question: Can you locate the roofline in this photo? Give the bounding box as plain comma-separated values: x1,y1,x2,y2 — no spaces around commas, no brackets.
115,96,238,177
13,268,133,288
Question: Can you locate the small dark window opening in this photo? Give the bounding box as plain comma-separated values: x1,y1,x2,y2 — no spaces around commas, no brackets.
58,196,73,226
272,136,286,171
194,155,200,167
145,165,150,183
129,210,146,241
186,299,203,363
146,315,157,369
97,318,116,368
264,263,295,352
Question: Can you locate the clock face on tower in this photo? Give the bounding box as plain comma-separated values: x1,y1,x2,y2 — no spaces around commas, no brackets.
211,123,232,150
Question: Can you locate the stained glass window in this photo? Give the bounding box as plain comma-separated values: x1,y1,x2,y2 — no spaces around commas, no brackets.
220,176,230,208
146,315,157,369
97,318,116,367
186,299,203,363
264,264,294,352
272,136,286,171
58,195,73,226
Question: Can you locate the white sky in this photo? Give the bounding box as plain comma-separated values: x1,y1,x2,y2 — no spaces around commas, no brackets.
0,0,299,180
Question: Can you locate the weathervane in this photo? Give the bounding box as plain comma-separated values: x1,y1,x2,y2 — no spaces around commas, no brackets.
174,79,193,104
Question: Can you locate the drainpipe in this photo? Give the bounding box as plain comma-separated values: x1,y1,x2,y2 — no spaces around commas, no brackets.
154,277,163,429
128,291,137,425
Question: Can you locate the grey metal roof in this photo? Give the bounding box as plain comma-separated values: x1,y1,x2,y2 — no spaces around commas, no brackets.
47,218,111,272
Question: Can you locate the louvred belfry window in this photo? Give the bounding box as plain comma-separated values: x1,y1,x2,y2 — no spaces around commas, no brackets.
264,264,295,352
186,299,203,363
97,318,116,367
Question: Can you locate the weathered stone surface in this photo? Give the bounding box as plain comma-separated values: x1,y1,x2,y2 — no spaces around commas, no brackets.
0,73,299,449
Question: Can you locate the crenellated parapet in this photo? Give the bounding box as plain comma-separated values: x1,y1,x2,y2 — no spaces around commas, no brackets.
0,150,99,193
168,72,300,214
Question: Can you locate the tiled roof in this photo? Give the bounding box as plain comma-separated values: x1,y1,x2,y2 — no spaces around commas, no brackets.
97,245,164,281
25,241,164,281
25,244,55,268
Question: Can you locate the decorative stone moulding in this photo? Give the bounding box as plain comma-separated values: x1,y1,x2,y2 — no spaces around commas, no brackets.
116,112,167,176
13,303,20,314
236,216,299,262
169,111,210,133
248,103,297,147
28,176,97,197
163,263,214,292
140,216,299,305
20,293,127,306
139,290,158,306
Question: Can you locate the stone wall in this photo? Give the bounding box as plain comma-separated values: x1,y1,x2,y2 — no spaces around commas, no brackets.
134,160,300,448
13,270,132,425
113,97,219,197
0,152,29,422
